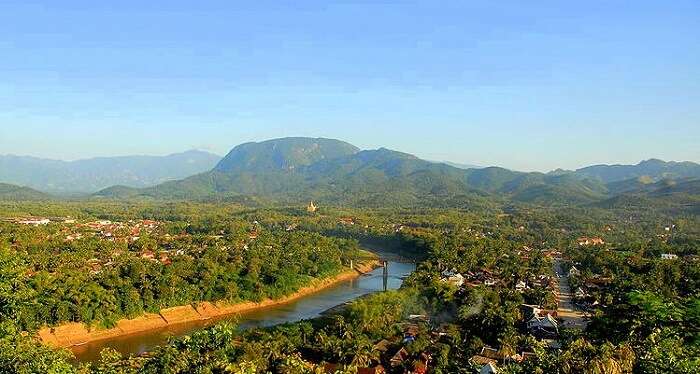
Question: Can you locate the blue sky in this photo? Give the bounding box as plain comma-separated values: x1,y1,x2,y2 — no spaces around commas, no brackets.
0,1,698,171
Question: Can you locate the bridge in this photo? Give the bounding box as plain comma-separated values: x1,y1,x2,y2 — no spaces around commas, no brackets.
350,252,417,291
354,253,417,264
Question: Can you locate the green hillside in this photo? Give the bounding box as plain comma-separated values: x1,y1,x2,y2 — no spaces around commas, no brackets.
572,158,700,183
95,137,620,207
596,178,700,215
0,183,52,201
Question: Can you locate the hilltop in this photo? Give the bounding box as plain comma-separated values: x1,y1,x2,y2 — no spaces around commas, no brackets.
0,183,52,201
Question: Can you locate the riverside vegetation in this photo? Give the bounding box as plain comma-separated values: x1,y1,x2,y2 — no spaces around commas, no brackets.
0,199,697,373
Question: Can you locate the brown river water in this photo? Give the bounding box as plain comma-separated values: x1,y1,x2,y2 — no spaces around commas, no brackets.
71,260,416,363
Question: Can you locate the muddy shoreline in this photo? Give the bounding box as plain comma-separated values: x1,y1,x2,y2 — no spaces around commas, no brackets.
38,260,378,349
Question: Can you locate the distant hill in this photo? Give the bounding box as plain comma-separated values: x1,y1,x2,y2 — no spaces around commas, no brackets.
596,179,700,215
0,183,51,201
438,161,482,170
96,137,611,206
570,159,700,183
0,150,221,194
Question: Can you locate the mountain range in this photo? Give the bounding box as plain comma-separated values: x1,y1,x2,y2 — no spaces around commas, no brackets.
0,150,221,194
90,137,700,210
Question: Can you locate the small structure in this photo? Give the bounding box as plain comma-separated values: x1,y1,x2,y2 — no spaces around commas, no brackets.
440,269,465,287
18,218,50,225
577,237,605,246
568,266,581,277
307,201,318,213
527,313,559,335
339,217,355,225
140,250,155,260
480,362,498,374
574,287,589,299
660,253,678,260
515,280,528,292
390,347,409,367
357,366,385,374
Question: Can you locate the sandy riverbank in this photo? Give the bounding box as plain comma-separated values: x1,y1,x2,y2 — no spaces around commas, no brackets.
38,260,378,349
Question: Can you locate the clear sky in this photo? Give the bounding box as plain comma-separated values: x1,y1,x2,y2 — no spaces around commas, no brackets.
1,1,698,171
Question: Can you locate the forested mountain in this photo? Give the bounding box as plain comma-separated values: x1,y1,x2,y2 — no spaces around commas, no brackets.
0,150,221,194
596,179,700,215
0,183,51,201
214,137,359,173
95,137,627,206
568,158,700,183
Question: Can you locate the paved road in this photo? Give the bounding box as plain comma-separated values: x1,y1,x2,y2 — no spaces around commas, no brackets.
553,258,587,329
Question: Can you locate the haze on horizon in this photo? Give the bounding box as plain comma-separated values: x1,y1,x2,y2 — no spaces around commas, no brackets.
1,1,698,172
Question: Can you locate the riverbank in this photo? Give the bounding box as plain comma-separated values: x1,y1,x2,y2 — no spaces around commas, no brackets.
38,260,379,349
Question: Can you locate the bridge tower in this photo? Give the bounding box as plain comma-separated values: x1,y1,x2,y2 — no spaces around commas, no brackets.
382,260,388,291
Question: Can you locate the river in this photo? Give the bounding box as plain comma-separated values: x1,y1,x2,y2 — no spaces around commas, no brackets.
72,259,416,363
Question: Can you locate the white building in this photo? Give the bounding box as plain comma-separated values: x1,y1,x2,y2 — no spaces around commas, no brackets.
527,313,559,333
18,218,50,225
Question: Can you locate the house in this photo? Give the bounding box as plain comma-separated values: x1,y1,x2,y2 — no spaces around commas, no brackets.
412,361,428,374
480,362,498,374
140,250,155,260
527,313,558,335
577,237,605,246
408,314,429,322
661,253,678,260
142,219,158,227
87,259,102,274
479,347,504,361
390,347,409,367
18,218,50,225
373,339,391,354
339,217,355,225
440,270,465,287
403,324,419,344
159,253,172,266
357,366,385,374
471,355,498,369
520,352,537,362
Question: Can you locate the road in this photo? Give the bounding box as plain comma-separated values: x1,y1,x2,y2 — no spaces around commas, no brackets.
553,258,587,329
